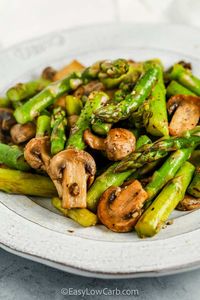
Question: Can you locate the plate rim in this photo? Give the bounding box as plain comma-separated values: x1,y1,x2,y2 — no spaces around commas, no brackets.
2,242,200,279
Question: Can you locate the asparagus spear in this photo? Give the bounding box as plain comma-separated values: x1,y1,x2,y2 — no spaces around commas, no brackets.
87,135,151,212
52,197,97,227
0,168,57,197
13,59,143,124
91,68,136,135
166,80,195,98
113,88,128,102
136,135,152,148
67,91,109,150
143,63,169,136
115,134,200,172
168,63,200,95
36,115,51,137
0,97,11,108
7,78,50,102
65,95,83,116
0,143,30,171
183,126,200,137
135,162,195,237
99,61,143,88
91,119,111,136
82,59,143,88
14,72,83,124
50,107,67,155
187,167,200,198
94,68,159,123
144,148,193,206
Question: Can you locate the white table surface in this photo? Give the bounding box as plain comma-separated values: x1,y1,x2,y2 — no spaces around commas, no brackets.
0,0,200,299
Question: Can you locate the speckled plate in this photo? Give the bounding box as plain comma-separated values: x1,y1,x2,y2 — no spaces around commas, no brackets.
0,23,200,279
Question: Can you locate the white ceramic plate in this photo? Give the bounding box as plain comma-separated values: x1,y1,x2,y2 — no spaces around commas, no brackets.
0,23,200,279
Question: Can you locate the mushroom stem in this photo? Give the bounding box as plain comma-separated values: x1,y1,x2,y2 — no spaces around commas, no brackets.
84,128,136,161
62,161,88,208
49,148,96,209
83,129,105,150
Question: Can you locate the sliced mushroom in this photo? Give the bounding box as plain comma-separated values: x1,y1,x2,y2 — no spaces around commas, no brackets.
0,108,16,131
83,128,136,161
176,194,200,211
24,136,62,196
24,136,50,171
10,122,36,144
49,148,96,209
74,81,105,98
167,95,200,136
97,180,148,232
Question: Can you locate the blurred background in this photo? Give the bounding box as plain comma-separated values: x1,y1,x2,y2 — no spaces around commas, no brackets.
0,0,200,299
0,0,200,48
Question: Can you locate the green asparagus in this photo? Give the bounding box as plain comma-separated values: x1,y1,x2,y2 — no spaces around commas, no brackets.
135,162,195,237
144,148,193,205
0,143,30,171
91,119,111,136
166,80,195,98
115,134,200,172
67,91,109,150
36,115,51,137
82,59,143,87
52,197,97,227
14,72,83,124
65,95,83,116
168,63,200,95
94,68,159,123
187,167,200,198
50,107,67,155
7,78,51,102
143,63,169,136
0,168,57,196
99,61,143,88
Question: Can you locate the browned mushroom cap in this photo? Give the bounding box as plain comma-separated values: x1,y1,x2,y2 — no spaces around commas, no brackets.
24,136,50,170
74,81,105,98
0,108,16,131
176,194,200,211
10,122,36,144
97,180,148,232
50,148,96,209
105,128,136,160
83,128,136,161
167,95,200,136
41,66,57,81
